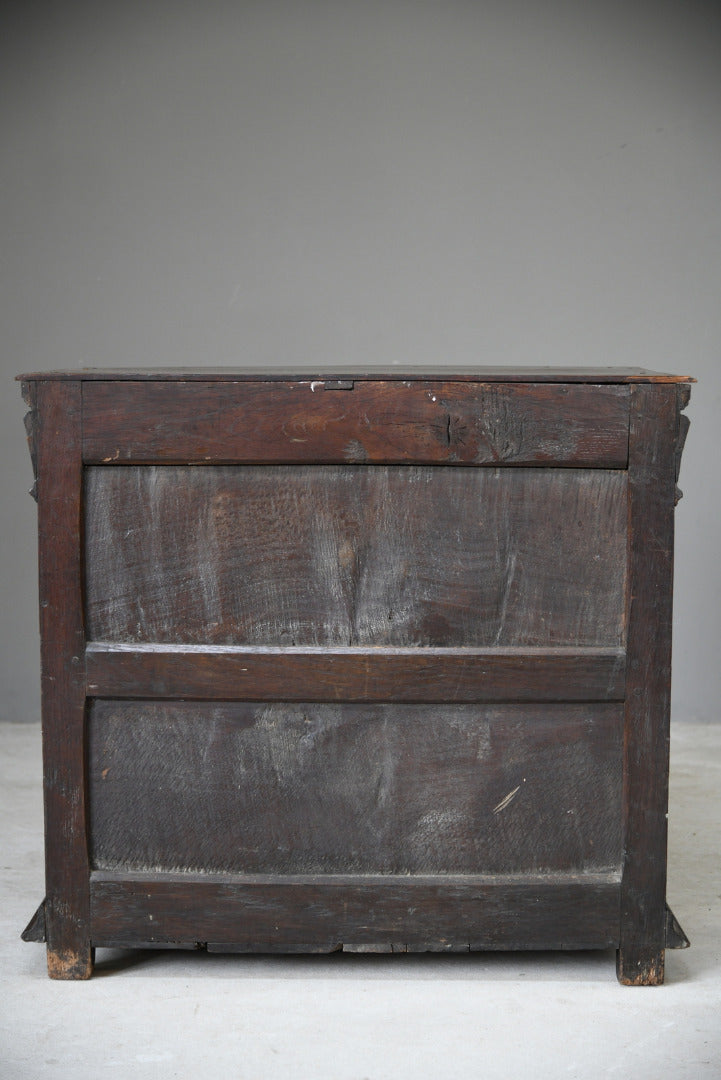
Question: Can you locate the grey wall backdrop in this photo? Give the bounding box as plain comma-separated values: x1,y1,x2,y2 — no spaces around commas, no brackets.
2,0,719,723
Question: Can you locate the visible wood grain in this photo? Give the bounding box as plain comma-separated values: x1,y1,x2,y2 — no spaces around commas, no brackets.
81,381,630,466
89,871,621,951
35,381,93,979
84,465,628,648
85,644,626,702
19,366,693,382
21,368,692,980
617,383,679,986
87,700,623,876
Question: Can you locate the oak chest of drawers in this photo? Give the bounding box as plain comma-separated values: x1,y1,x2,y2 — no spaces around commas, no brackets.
18,367,692,982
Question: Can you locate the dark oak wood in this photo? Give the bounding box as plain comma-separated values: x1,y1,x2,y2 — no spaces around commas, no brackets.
84,465,628,647
89,872,622,951
21,900,47,943
87,700,623,876
81,381,631,466
84,644,626,702
18,366,693,382
35,382,93,979
18,368,692,981
20,381,39,502
617,384,681,985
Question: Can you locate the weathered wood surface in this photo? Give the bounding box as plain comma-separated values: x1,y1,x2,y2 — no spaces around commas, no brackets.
88,700,623,876
81,381,630,466
35,381,93,979
19,365,693,381
665,904,690,950
20,369,693,979
21,900,47,943
85,465,628,648
89,871,622,951
617,383,680,986
85,644,626,702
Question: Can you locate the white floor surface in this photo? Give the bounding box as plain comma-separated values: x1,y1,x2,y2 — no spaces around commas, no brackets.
1,721,720,1080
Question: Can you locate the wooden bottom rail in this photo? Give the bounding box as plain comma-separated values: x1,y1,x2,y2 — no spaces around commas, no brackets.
89,872,622,951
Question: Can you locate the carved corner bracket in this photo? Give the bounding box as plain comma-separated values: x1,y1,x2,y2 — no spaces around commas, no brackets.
21,380,38,502
674,383,692,506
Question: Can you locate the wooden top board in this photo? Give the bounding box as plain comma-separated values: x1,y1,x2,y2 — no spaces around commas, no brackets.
17,366,694,383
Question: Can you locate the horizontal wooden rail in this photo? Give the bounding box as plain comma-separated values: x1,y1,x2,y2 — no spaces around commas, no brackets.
85,643,626,702
82,380,630,467
89,871,621,951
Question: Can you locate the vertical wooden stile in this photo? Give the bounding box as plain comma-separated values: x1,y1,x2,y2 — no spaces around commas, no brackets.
617,383,679,985
36,381,92,978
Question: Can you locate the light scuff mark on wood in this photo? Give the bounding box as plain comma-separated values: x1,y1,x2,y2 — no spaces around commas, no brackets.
344,439,369,463
492,783,522,814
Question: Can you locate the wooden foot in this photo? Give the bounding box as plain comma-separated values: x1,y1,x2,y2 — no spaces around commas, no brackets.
616,946,665,986
47,944,95,980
